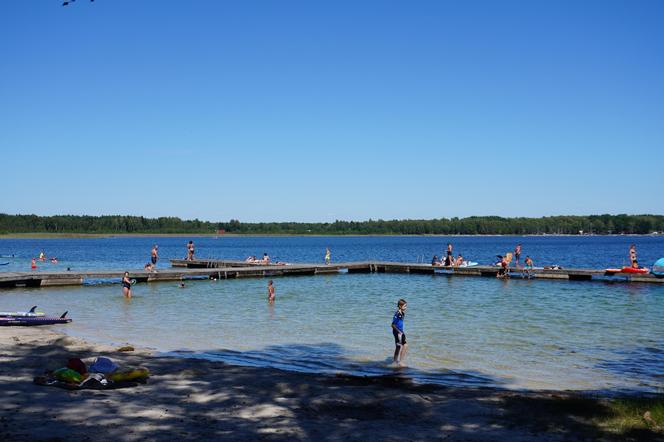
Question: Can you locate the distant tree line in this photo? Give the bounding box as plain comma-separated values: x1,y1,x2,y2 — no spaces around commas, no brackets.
1,214,663,235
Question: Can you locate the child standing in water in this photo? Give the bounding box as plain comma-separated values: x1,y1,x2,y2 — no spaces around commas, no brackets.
267,280,275,303
391,299,408,366
122,272,132,298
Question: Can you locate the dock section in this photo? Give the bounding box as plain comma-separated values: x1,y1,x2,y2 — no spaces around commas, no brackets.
0,260,662,289
171,259,663,283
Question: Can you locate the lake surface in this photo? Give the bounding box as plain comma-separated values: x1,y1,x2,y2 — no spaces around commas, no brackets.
1,235,663,393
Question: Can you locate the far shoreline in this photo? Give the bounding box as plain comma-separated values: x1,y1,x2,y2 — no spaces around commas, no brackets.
1,232,660,239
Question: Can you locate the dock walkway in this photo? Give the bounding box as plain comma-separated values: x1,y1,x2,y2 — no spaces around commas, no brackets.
0,259,661,289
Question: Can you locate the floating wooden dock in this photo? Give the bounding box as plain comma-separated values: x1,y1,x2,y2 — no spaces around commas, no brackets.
0,259,662,289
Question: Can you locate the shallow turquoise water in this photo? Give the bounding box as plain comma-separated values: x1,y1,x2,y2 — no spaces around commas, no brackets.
2,272,662,393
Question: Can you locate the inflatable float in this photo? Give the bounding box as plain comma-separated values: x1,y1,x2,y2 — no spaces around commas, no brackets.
605,267,650,274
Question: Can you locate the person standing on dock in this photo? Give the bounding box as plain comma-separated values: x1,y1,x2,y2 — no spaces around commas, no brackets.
148,245,158,267
391,299,408,366
267,280,275,303
524,256,534,278
444,243,453,266
325,247,331,265
122,272,132,298
514,244,522,267
497,256,509,278
186,241,195,261
629,244,638,268
151,245,159,266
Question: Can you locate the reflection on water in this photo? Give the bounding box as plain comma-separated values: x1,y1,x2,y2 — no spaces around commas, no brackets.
1,272,662,392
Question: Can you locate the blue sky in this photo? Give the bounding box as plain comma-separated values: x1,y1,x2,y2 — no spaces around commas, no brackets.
1,0,663,222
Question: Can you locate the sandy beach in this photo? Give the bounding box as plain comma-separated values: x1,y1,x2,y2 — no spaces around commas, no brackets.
2,327,660,441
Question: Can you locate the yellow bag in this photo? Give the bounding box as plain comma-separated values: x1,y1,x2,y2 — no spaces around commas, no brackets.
108,367,150,382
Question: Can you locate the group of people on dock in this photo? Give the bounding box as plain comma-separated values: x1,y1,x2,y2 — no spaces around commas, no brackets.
431,243,473,268
431,244,456,267
245,253,270,264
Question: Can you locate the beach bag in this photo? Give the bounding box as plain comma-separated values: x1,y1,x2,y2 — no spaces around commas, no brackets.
89,356,119,374
67,358,87,375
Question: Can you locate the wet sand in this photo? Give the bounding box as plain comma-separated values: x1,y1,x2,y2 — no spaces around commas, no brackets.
0,327,649,441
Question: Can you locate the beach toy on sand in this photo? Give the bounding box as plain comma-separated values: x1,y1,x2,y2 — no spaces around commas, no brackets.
53,367,85,384
108,367,150,382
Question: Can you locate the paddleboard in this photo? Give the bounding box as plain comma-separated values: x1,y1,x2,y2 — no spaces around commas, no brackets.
458,261,479,267
0,311,71,326
0,262,9,266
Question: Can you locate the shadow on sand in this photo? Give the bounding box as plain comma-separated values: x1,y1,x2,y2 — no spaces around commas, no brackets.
1,335,662,441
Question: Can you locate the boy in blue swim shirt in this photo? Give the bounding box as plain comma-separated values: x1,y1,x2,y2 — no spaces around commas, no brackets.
391,299,408,365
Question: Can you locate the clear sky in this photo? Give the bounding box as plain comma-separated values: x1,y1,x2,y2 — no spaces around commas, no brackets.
1,1,663,222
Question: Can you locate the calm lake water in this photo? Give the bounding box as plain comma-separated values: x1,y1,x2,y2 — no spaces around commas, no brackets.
1,235,663,393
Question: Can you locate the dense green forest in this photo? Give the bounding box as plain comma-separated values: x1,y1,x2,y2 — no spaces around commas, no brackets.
1,214,663,235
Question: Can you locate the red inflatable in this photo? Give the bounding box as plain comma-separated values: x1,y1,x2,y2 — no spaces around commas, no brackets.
605,267,649,274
